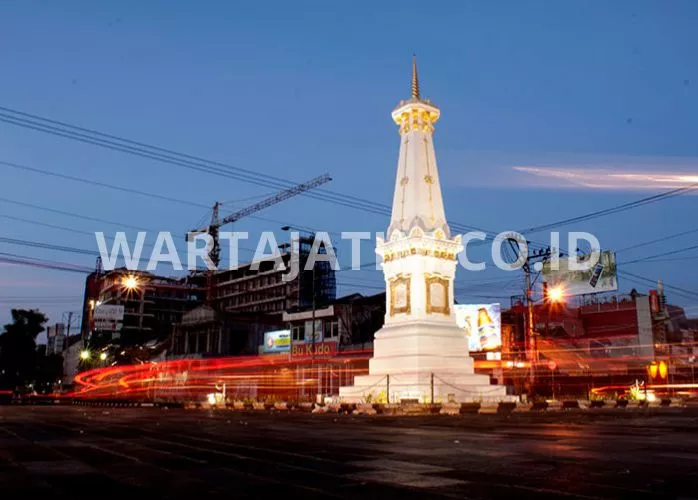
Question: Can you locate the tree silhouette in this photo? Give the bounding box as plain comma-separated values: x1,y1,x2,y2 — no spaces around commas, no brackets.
0,309,48,390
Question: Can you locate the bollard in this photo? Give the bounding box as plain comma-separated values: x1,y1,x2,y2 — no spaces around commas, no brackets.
353,403,377,415
477,402,499,414
440,402,462,415
513,402,533,412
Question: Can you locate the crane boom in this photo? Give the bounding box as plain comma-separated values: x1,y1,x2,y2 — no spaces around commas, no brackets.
186,173,332,271
221,173,331,226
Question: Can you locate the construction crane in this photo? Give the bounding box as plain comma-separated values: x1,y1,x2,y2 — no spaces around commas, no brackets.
186,173,332,271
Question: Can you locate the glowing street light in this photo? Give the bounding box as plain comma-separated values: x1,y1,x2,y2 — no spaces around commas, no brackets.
80,350,90,360
122,275,139,290
99,352,107,361
547,285,565,303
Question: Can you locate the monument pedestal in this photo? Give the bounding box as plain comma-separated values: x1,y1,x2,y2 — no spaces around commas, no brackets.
339,321,511,403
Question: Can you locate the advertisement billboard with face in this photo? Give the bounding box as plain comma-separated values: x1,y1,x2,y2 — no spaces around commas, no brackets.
263,330,291,353
454,303,502,352
541,250,618,296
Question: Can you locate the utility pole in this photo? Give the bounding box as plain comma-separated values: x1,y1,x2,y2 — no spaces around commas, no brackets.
311,258,316,360
524,264,536,387
506,238,562,394
62,311,80,337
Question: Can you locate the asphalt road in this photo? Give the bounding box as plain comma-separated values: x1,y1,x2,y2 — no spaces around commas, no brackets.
1,406,698,499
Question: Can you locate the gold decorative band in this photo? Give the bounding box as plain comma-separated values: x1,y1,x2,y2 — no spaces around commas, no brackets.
384,247,456,263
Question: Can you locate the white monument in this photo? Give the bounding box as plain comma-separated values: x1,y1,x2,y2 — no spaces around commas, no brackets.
340,57,509,403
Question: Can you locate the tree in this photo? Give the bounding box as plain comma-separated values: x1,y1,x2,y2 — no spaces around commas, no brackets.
0,309,48,390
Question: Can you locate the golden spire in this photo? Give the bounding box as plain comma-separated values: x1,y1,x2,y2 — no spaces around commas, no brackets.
411,54,420,100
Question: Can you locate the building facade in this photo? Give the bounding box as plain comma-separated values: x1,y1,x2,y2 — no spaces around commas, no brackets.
82,269,207,348
169,235,337,357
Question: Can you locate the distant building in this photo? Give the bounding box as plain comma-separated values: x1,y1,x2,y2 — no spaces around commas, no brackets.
81,269,206,348
45,323,66,355
61,335,84,389
210,237,336,314
171,306,284,357
282,292,385,349
518,289,695,380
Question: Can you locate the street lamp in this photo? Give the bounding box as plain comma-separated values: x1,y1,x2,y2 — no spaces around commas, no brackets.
547,285,565,303
80,350,90,360
99,352,107,361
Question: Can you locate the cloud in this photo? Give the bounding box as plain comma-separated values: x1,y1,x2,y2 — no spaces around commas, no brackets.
513,165,698,190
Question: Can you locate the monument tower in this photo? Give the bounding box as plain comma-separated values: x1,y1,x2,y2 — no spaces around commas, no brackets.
340,57,508,403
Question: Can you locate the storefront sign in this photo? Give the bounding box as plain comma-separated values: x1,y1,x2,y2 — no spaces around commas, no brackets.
291,341,336,358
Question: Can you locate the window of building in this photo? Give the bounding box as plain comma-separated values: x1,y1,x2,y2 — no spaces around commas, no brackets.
292,324,305,341
325,320,339,339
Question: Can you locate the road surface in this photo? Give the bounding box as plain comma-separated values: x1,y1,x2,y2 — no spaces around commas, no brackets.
1,405,697,499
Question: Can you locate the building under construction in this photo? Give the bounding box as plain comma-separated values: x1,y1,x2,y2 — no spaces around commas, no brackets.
170,234,336,357
81,268,207,349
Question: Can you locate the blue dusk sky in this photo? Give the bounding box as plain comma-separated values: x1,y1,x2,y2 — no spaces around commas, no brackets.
1,0,697,333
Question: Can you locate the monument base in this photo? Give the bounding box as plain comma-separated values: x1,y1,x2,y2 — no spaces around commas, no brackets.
339,372,511,404
339,321,515,404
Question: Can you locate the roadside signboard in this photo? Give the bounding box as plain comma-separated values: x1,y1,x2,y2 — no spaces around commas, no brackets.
263,330,291,354
542,250,618,296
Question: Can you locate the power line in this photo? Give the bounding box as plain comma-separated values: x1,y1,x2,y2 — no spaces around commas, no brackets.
639,255,698,263
518,183,698,235
0,236,98,257
618,270,698,300
0,110,391,216
0,196,158,232
0,105,502,236
0,252,94,274
0,160,211,209
616,227,698,253
621,243,698,265
0,213,96,236
0,158,343,236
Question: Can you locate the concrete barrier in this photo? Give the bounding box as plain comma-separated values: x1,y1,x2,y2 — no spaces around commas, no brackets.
513,402,533,412
477,402,499,415
399,402,429,415
353,403,377,415
440,402,462,415
546,400,563,411
560,400,580,410
669,398,685,408
311,404,327,414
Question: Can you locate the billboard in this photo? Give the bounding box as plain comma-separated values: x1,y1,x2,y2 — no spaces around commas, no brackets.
263,330,291,353
541,250,618,297
93,304,124,332
454,303,502,352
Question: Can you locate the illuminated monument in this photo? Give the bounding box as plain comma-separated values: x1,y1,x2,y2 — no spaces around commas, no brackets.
340,57,508,403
